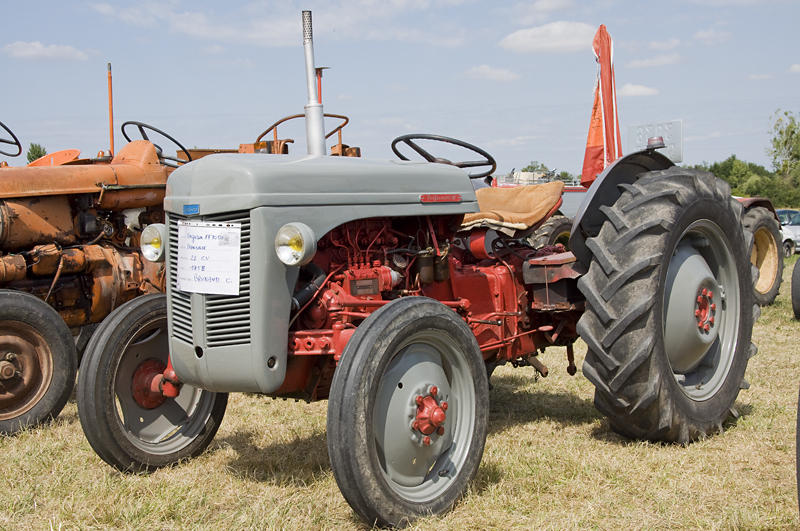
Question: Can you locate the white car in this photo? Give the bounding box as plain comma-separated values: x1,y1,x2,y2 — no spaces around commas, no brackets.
777,209,800,257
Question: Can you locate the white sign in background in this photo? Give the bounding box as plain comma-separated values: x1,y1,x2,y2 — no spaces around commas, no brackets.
627,119,683,163
177,220,242,296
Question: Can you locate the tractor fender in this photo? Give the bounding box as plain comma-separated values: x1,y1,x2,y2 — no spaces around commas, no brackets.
736,196,779,221
569,150,674,266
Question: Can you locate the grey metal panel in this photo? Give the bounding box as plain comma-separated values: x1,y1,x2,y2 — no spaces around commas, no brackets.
164,154,479,217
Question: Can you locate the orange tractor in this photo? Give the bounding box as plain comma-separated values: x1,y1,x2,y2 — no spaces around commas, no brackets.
0,118,192,434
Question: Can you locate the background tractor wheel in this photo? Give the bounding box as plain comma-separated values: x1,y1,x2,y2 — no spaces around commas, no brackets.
792,259,800,320
578,167,757,444
0,290,77,435
327,297,489,528
531,215,573,249
742,206,783,306
77,294,227,472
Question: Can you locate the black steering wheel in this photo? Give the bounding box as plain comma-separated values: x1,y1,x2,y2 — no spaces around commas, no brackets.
0,120,22,158
121,121,192,168
391,134,497,179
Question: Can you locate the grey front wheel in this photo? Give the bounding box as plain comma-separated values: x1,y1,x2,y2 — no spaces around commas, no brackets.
327,297,489,527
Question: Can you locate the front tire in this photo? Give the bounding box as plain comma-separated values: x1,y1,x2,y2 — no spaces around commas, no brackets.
578,167,757,443
77,294,227,472
327,297,489,528
742,206,783,306
0,290,77,435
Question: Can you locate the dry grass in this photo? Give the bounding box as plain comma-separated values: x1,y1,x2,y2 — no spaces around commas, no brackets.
1,259,798,530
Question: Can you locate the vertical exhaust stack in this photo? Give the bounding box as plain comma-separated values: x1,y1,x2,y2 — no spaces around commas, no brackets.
303,11,326,156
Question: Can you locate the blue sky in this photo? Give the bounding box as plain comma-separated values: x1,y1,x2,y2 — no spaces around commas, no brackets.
2,0,799,175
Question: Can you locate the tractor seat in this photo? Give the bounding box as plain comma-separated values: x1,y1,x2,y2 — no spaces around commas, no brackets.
460,180,564,236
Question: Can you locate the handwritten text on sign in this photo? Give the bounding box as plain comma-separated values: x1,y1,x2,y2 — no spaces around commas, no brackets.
177,220,241,296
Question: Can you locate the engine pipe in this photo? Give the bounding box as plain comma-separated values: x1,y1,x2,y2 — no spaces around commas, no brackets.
303,11,326,156
292,263,327,310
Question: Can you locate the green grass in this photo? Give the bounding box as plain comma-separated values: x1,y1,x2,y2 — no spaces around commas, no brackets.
1,258,798,530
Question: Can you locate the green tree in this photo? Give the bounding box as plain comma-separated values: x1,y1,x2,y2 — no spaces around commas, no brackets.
26,143,47,164
521,161,549,173
768,109,800,178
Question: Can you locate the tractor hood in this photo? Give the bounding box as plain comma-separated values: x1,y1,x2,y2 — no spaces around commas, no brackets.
164,153,479,216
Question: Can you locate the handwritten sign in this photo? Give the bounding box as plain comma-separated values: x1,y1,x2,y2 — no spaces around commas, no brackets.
176,220,241,296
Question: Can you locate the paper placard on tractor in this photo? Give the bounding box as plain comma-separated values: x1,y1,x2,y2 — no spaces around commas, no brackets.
176,220,241,296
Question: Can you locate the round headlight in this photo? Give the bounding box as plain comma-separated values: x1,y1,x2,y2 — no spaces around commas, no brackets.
275,222,316,266
141,223,167,262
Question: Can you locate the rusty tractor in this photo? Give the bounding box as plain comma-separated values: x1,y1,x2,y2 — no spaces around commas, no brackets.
0,119,192,435
76,11,758,528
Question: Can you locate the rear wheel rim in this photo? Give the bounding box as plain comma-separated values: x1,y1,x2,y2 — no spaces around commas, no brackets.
751,226,778,294
0,322,54,420
663,220,740,401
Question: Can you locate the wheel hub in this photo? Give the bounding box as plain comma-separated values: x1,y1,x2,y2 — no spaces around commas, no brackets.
412,386,448,443
0,359,16,380
131,359,168,409
694,288,717,332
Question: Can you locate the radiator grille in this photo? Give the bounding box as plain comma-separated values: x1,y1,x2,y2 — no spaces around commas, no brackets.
168,211,252,347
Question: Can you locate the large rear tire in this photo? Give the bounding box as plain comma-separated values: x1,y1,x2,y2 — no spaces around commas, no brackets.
0,290,77,435
77,294,227,472
578,167,757,443
327,297,489,528
742,206,783,306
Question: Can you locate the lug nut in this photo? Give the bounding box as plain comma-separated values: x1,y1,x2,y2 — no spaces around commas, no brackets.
412,421,419,430
441,402,448,411
430,386,438,396
711,303,716,311
437,426,445,436
415,395,424,406
707,291,713,298
423,436,431,446
704,323,710,332
702,288,708,296
697,296,703,303
695,309,701,317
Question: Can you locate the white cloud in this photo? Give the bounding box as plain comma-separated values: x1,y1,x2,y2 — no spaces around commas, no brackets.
90,1,469,48
790,64,800,73
748,74,773,80
618,83,659,97
695,28,731,45
627,53,681,68
648,38,680,51
499,21,596,53
200,45,224,54
465,65,520,81
1,41,88,61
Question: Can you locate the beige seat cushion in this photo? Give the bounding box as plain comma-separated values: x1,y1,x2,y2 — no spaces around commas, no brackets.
461,181,564,234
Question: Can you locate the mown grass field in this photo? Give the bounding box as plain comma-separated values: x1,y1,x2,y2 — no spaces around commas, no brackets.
1,258,798,530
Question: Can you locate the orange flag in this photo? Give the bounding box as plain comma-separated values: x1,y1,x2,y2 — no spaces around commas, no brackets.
581,25,623,188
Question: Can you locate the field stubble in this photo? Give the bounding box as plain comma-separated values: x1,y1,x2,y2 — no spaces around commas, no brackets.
1,260,798,530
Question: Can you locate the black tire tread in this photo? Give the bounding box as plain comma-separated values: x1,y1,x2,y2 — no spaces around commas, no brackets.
742,206,783,306
577,167,756,444
530,215,573,249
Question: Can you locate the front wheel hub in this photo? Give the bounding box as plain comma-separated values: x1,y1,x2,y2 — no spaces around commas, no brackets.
413,387,448,437
131,359,168,409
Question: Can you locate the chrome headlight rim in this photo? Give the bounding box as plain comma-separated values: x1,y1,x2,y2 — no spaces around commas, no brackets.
141,223,167,262
275,222,317,266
